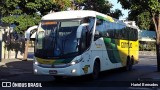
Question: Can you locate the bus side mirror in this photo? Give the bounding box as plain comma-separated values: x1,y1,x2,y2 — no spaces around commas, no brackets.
94,30,101,41
76,23,89,39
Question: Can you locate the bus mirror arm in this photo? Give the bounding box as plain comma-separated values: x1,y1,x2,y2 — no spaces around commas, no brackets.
76,23,89,39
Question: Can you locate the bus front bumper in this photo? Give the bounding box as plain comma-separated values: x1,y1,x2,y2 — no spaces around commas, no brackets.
33,63,83,76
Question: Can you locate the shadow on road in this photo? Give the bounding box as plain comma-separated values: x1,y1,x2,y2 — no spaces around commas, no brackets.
0,60,33,79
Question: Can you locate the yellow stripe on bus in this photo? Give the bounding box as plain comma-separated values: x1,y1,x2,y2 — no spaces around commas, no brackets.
36,57,56,65
117,40,139,66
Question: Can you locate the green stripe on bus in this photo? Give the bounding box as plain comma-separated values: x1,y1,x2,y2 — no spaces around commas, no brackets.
96,15,114,22
103,38,121,63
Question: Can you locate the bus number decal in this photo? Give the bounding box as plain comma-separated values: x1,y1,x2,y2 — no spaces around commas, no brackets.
121,42,132,48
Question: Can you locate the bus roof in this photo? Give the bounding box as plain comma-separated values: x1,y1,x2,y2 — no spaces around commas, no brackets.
42,10,96,20
42,10,136,27
42,10,115,22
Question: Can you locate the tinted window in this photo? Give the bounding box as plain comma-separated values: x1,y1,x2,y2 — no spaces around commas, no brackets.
102,20,138,41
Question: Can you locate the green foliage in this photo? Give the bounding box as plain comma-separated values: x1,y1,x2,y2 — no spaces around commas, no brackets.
84,0,112,14
53,0,72,11
0,0,54,32
1,16,15,24
139,42,156,51
1,15,41,32
75,0,85,3
137,12,151,30
14,15,41,32
82,0,123,19
118,0,160,30
0,0,123,33
110,9,123,19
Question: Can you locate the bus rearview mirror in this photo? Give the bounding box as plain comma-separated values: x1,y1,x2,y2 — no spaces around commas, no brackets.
76,23,89,39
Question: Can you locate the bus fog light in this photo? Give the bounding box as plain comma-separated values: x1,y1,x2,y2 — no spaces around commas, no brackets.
34,69,38,73
71,69,76,73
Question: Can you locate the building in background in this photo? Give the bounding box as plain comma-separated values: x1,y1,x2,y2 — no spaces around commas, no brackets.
138,30,156,51
123,20,156,51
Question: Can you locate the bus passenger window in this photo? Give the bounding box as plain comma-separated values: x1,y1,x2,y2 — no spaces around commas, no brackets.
94,19,103,41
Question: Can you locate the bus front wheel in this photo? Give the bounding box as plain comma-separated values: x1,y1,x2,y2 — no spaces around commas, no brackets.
91,61,100,80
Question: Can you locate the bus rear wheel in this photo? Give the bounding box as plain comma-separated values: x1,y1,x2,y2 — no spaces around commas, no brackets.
126,56,133,71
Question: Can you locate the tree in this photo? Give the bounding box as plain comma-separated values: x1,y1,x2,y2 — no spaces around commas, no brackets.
75,0,123,19
52,0,123,19
0,0,55,32
128,11,152,30
118,0,160,71
0,0,56,60
52,0,72,11
0,0,123,33
110,9,123,19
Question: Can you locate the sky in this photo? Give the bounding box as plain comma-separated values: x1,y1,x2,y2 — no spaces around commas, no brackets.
108,0,129,20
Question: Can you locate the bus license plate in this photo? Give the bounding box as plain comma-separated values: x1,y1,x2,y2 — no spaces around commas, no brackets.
49,70,57,74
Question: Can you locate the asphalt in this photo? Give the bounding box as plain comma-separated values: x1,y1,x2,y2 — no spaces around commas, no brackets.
0,52,34,79
0,59,33,79
0,54,160,82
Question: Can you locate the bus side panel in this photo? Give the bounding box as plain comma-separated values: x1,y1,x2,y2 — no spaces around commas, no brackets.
91,38,117,71
103,38,139,68
128,40,139,64
103,38,123,68
117,39,139,67
90,38,104,72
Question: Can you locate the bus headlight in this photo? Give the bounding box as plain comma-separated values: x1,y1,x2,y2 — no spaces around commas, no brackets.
70,60,78,65
34,61,39,65
33,57,39,65
70,58,83,65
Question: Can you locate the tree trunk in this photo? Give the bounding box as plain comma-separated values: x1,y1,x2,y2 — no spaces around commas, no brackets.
153,14,160,71
23,40,29,61
156,35,160,71
157,15,160,71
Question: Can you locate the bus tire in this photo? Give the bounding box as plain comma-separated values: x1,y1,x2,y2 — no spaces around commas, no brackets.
126,56,132,71
91,61,100,80
130,55,134,68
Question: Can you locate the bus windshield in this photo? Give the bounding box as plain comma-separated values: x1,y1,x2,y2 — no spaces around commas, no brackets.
35,19,81,58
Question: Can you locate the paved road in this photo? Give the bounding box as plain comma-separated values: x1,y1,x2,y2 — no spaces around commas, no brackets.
0,55,159,90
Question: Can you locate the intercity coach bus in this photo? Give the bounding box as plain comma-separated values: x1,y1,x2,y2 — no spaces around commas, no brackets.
33,10,139,80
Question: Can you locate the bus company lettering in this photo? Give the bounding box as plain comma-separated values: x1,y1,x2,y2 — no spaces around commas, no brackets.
95,43,102,48
121,42,132,48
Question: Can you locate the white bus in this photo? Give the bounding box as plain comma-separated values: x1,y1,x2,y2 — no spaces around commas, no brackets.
33,10,139,80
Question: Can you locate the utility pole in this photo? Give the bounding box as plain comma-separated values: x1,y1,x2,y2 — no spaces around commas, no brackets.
23,39,29,61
